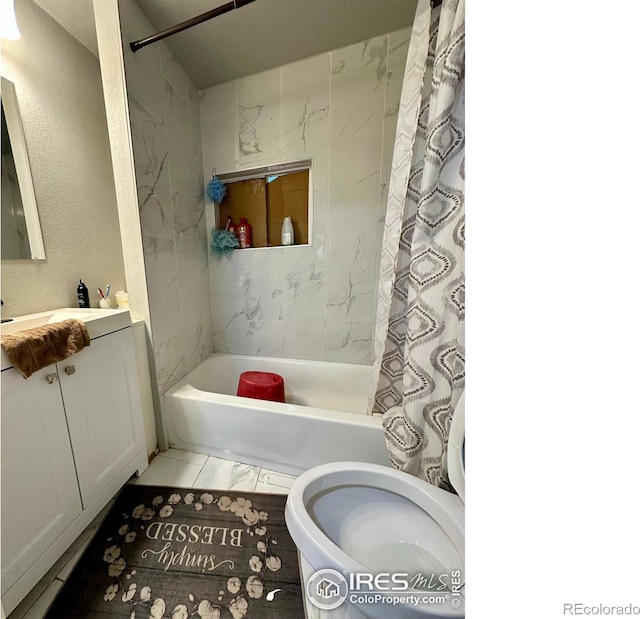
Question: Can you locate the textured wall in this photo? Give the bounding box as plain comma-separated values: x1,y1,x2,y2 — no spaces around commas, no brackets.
1,0,126,317
200,28,410,364
118,0,214,394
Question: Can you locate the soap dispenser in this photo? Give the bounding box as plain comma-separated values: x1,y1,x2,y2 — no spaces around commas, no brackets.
77,279,90,308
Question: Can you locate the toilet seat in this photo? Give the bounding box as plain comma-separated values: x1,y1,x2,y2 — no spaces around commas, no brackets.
285,462,464,618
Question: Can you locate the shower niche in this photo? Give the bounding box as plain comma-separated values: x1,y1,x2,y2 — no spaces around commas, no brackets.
214,159,312,248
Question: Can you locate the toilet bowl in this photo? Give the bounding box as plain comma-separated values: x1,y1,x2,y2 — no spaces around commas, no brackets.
285,392,465,618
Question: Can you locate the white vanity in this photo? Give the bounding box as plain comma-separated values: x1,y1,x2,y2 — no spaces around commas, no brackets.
0,308,148,614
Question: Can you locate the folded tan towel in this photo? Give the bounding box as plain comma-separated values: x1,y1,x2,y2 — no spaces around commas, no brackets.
1,319,91,379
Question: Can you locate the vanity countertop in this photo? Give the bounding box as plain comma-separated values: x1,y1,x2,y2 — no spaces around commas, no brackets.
1,308,132,371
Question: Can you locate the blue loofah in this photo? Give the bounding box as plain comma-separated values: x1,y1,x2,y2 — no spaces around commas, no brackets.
206,177,226,203
211,228,239,255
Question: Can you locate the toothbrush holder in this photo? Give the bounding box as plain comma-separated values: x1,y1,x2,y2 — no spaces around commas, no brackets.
99,297,112,309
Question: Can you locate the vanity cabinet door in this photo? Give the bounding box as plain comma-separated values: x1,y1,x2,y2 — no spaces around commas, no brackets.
59,327,145,508
0,365,83,595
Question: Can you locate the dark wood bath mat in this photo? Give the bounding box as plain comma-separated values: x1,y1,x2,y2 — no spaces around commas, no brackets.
44,484,305,618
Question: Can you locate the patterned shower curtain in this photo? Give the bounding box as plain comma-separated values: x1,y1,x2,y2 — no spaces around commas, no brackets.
369,0,465,489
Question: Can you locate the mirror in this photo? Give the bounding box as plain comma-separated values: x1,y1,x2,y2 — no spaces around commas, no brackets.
1,76,45,260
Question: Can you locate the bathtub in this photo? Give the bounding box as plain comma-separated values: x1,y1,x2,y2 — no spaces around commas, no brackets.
163,353,390,475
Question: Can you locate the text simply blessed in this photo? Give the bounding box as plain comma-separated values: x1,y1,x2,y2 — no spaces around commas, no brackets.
140,521,244,572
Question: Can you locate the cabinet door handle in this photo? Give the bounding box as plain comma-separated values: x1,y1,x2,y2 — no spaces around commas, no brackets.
45,373,58,384
64,365,76,375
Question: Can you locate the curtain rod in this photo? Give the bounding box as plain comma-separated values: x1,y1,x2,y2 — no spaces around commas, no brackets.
130,0,258,53
130,0,441,53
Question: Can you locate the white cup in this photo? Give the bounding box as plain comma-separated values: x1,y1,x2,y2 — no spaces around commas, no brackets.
115,291,129,309
99,297,112,309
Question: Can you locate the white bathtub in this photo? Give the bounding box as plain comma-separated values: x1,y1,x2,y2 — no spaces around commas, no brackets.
163,353,390,475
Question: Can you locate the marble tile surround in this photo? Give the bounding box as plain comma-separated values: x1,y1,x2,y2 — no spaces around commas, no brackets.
121,8,410,376
201,27,411,363
121,0,214,394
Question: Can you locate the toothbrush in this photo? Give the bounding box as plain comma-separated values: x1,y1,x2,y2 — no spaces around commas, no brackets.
97,288,105,299
106,284,111,298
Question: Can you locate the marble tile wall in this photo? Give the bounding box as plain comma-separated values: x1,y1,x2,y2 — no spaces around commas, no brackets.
119,0,214,394
201,27,411,363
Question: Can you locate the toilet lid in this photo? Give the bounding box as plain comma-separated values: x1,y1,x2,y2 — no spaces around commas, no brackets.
447,391,465,503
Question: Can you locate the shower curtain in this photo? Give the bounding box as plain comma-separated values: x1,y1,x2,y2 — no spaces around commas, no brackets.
369,0,465,488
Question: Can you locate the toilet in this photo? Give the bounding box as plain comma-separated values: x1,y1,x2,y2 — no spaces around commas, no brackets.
285,392,465,618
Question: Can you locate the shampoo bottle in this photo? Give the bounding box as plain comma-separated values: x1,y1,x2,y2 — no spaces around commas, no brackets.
281,216,294,246
238,218,252,248
77,279,90,308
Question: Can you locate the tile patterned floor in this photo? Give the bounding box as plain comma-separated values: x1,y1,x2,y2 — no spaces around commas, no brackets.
7,449,297,619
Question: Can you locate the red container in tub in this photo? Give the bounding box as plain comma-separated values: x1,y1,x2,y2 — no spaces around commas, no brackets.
237,371,285,403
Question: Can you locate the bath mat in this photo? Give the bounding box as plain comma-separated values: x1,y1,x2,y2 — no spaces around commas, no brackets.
45,485,304,618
